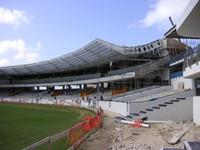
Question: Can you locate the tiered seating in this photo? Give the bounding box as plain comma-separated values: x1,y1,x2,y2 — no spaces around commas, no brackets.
53,90,63,97
80,89,95,96
111,87,129,96
8,91,19,96
114,86,172,102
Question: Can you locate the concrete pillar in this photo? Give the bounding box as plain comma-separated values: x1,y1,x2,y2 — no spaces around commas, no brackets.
129,82,132,90
96,83,100,92
84,84,87,91
100,83,104,93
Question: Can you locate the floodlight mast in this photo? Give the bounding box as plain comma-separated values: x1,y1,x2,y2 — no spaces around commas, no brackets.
169,16,174,26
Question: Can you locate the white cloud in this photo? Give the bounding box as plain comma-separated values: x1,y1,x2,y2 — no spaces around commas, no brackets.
0,59,10,67
0,39,26,54
0,39,41,66
36,42,42,52
14,52,25,60
26,52,40,63
130,0,190,30
0,7,33,26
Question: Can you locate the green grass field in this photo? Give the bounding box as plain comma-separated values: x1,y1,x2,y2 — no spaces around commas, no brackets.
0,102,95,150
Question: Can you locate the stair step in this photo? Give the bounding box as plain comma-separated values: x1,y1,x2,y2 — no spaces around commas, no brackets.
158,104,167,107
131,112,140,116
127,114,133,118
176,98,186,100
170,99,180,102
119,116,126,120
152,106,160,109
146,108,153,111
140,110,147,114
164,101,173,104
140,116,148,121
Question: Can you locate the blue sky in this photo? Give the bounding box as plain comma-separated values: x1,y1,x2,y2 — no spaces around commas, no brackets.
0,0,190,67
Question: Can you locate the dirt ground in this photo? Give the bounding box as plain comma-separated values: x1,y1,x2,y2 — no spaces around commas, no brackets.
77,110,200,150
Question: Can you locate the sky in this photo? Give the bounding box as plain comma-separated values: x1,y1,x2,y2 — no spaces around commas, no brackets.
0,0,190,67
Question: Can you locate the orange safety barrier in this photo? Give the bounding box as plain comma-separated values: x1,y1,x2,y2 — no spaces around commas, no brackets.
8,91,19,96
80,89,95,97
66,108,104,149
111,87,129,96
52,90,63,97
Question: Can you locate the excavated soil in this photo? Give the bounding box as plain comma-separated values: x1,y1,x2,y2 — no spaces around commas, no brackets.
77,110,200,150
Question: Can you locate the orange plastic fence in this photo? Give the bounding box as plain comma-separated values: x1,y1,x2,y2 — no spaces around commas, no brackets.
111,87,129,96
80,89,95,97
66,108,105,149
8,91,19,96
53,90,63,97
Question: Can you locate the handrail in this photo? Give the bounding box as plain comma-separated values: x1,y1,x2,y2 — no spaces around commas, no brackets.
183,44,200,70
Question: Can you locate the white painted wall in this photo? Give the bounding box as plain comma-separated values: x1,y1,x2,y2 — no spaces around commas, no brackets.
183,62,200,79
98,101,128,116
193,96,200,125
171,77,195,90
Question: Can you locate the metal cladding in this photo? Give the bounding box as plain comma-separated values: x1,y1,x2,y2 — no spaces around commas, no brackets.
122,39,163,55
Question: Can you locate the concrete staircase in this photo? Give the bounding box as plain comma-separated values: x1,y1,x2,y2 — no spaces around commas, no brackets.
114,90,194,122
127,97,188,121
161,141,200,150
137,55,170,77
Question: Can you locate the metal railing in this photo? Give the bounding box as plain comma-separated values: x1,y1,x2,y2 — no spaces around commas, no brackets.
183,44,200,70
170,71,183,79
169,51,186,65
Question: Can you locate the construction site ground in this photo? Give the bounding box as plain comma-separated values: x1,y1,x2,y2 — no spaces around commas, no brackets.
77,110,200,150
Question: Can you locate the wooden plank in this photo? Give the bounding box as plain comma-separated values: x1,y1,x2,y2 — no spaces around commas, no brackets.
168,127,190,144
177,82,184,89
22,137,50,150
50,129,70,143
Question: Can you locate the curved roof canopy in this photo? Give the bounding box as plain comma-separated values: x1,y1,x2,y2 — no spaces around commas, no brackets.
0,39,125,75
0,38,188,75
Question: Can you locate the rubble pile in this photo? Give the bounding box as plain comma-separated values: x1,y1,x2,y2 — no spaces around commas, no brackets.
107,121,200,150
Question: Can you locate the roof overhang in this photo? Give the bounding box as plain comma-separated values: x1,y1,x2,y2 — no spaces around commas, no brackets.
165,0,200,39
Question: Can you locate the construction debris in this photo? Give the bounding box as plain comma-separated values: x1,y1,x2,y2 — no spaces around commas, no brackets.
121,120,150,128
168,127,190,144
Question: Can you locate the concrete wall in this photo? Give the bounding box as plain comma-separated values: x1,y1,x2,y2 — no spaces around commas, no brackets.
145,97,193,121
183,62,200,79
193,96,200,125
130,90,194,112
160,69,170,81
98,101,128,116
171,77,195,90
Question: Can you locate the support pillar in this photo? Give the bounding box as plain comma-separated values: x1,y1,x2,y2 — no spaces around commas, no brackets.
100,83,104,93
96,83,100,93
84,84,87,91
